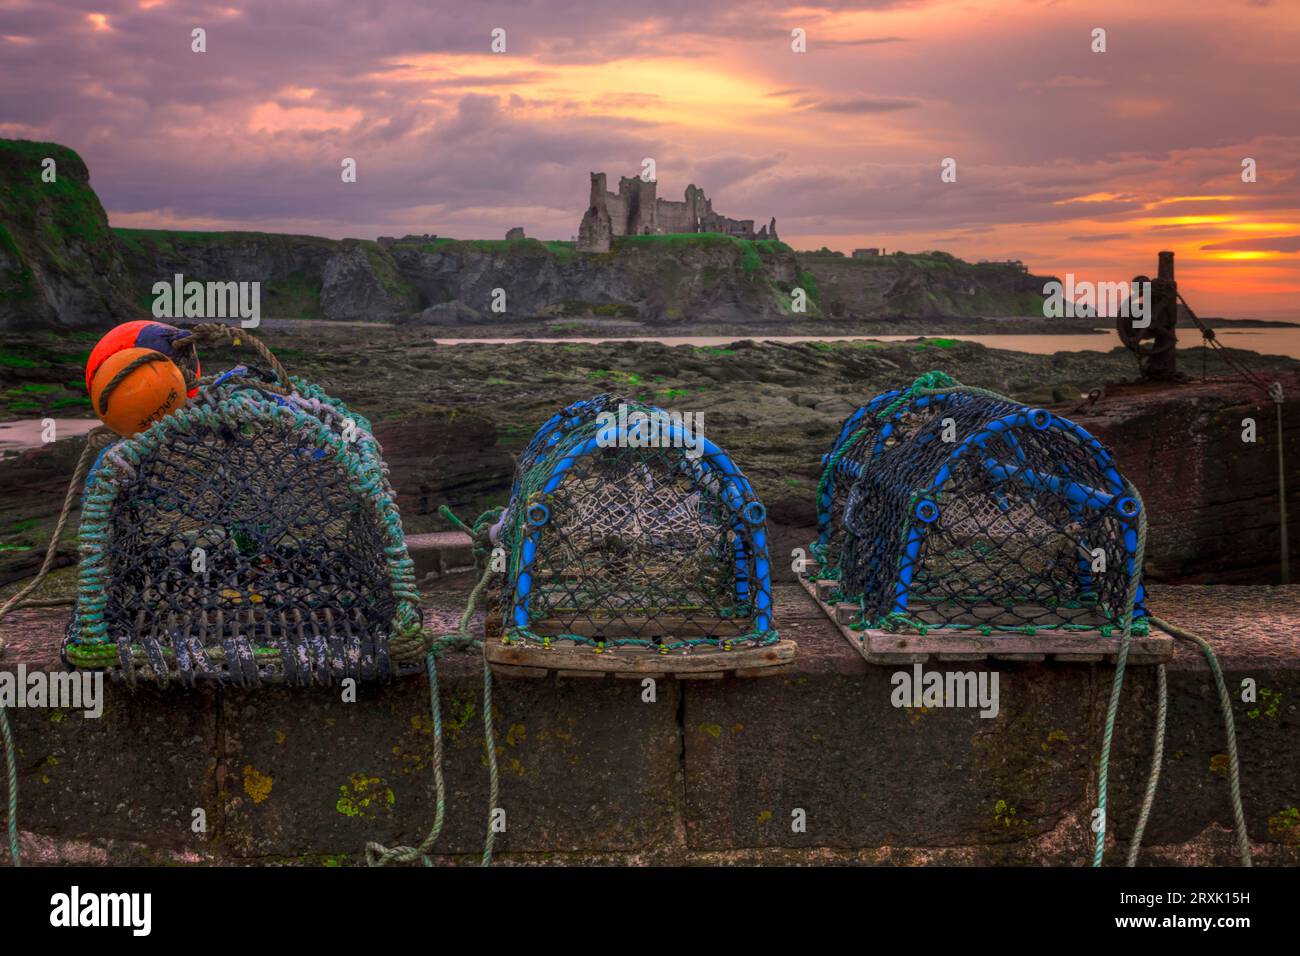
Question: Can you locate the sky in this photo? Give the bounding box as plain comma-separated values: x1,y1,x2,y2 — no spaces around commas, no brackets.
1,0,1298,317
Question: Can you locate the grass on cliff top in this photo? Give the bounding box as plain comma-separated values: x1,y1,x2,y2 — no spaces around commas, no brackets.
829,249,1029,273
114,227,340,256
398,237,578,262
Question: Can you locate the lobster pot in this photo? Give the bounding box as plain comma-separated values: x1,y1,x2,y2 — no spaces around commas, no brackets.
65,376,424,686
814,387,907,576
825,384,1147,635
491,395,776,651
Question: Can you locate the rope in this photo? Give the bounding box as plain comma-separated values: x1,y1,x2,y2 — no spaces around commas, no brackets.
0,706,16,867
95,351,173,415
1181,295,1288,583
365,515,500,867
0,428,113,625
1097,613,1252,867
1091,479,1147,866
175,323,292,391
0,427,113,867
1178,293,1275,398
1148,615,1252,867
1126,663,1166,866
480,647,499,866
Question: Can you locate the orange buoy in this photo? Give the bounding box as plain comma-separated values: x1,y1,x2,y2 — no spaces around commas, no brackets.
85,320,201,398
88,347,188,436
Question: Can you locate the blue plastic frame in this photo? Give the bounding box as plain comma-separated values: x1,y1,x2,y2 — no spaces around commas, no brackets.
508,413,775,638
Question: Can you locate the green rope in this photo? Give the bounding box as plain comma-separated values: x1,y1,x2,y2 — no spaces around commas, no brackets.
875,370,958,420
1126,663,1166,866
366,518,501,867
480,651,499,866
1091,478,1147,866
1149,616,1252,867
0,427,112,868
438,504,473,536
0,705,17,867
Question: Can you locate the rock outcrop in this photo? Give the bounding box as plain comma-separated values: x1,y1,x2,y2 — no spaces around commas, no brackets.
0,140,141,329
798,249,1052,319
1071,373,1300,584
319,242,416,321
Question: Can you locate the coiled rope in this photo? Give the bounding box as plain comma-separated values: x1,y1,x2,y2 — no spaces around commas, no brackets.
365,507,501,867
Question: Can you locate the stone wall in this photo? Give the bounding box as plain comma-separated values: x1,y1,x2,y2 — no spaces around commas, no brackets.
2,581,1295,865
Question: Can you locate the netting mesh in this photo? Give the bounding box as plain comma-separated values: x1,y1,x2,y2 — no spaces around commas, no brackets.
64,371,425,685
815,375,1147,636
490,394,776,650
814,388,898,577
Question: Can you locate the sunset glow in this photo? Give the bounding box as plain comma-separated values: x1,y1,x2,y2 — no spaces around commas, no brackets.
1,0,1297,316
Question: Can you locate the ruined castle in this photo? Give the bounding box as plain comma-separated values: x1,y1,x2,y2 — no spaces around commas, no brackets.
577,172,778,252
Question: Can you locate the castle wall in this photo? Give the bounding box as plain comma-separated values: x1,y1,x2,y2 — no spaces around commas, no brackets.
655,199,698,234
604,192,631,236
579,171,777,249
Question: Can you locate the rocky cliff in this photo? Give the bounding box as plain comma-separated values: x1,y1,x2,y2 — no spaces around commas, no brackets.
1,136,1057,329
112,229,418,321
389,235,802,326
111,231,1054,326
0,140,141,330
799,250,1051,319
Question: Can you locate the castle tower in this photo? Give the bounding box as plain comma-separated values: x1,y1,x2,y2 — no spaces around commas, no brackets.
620,175,658,235
577,172,612,252
684,184,710,232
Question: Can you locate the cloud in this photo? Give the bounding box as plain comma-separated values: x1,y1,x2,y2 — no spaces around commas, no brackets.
1202,235,1300,253
1,0,1298,315
1068,233,1132,242
801,96,922,113
816,35,908,46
